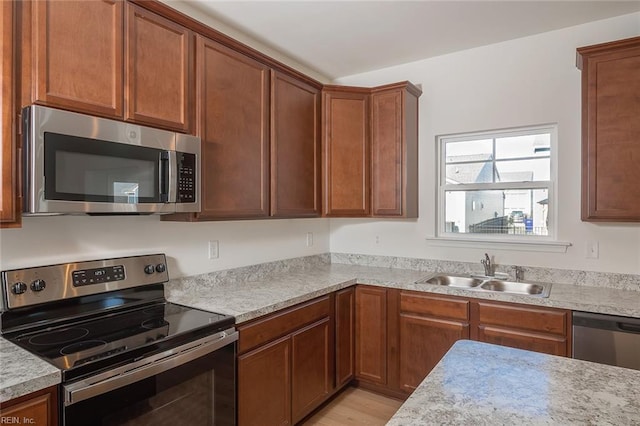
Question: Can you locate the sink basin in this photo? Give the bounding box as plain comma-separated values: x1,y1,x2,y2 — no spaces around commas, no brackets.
420,275,483,288
416,275,551,298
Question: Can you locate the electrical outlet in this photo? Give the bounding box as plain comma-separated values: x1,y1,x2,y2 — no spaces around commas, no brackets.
586,240,599,259
375,235,380,244
306,232,313,247
208,240,219,260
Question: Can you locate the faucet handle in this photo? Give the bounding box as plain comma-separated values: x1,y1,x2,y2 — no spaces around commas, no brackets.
512,266,524,282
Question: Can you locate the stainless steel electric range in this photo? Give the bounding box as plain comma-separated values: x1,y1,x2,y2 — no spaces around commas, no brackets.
1,254,237,425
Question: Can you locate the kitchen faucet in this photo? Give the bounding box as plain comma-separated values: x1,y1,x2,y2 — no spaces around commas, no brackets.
481,253,493,277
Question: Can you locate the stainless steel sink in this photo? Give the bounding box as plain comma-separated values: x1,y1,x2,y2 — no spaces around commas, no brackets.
416,274,552,298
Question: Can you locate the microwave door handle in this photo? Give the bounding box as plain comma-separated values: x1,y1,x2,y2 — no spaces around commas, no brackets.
159,152,177,203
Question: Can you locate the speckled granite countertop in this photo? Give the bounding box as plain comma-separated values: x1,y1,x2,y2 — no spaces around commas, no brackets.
2,261,640,402
166,263,640,323
0,338,60,403
387,340,640,425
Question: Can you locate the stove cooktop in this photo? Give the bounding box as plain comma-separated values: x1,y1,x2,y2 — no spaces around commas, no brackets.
4,301,234,380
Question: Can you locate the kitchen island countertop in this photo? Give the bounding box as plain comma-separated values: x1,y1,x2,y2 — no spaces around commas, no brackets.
387,340,640,425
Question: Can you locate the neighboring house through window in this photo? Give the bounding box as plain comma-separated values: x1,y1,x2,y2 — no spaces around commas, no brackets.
438,124,556,240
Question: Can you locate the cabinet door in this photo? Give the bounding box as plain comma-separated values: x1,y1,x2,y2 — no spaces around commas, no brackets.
355,286,387,384
291,318,333,423
371,84,420,218
335,287,355,388
0,386,58,426
579,37,640,221
32,0,123,118
1,0,19,227
196,36,270,219
238,336,291,426
271,71,321,217
322,89,370,216
399,314,469,393
125,4,192,132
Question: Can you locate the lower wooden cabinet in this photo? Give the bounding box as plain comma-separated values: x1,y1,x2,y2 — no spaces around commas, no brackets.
335,287,355,388
237,296,334,425
0,385,58,426
355,286,388,385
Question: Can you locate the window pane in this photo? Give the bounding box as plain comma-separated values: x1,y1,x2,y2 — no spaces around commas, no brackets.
495,133,550,159
444,189,549,236
445,139,493,163
446,162,493,184
496,158,550,182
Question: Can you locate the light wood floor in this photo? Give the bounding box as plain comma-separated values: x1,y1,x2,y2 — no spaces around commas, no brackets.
301,387,404,426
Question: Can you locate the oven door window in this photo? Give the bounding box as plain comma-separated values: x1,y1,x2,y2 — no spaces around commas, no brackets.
44,132,164,203
64,344,235,426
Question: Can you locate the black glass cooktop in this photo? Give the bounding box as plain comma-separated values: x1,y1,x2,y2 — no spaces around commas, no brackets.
5,302,234,380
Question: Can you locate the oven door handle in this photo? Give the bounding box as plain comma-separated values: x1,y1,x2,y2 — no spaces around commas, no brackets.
64,329,238,407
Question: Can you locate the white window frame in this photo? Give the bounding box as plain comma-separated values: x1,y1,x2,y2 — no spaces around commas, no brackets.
435,124,562,248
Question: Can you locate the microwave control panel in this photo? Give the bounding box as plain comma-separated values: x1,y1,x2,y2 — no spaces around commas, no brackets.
177,152,196,203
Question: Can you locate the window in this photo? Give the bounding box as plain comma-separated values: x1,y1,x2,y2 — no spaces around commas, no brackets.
438,125,556,240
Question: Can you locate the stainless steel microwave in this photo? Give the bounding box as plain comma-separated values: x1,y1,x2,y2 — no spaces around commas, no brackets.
22,105,200,215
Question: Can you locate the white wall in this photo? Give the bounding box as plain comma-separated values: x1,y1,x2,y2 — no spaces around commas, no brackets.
330,13,640,275
0,216,329,278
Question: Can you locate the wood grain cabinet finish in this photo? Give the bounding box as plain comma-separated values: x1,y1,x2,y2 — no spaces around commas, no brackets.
30,0,124,118
322,88,371,216
472,300,571,357
335,287,355,388
125,4,193,132
577,36,640,221
195,36,270,219
1,0,20,227
398,292,470,393
0,385,58,426
371,83,420,217
271,71,321,217
237,295,334,425
355,286,387,385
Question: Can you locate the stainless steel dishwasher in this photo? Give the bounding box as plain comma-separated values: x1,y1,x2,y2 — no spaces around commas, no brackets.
572,311,640,371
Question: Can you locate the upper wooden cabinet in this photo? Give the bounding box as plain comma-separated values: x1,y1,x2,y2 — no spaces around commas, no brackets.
22,0,193,132
195,36,270,219
125,4,193,132
271,71,321,217
30,0,124,118
322,82,421,218
323,88,371,216
577,36,640,222
1,0,20,227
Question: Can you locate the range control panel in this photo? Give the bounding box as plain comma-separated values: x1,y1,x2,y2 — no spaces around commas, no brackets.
73,265,125,287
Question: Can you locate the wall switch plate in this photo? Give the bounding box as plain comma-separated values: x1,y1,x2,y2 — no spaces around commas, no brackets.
208,240,219,259
306,232,313,247
586,240,599,259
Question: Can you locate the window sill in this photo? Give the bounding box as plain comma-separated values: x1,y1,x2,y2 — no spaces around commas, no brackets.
425,237,572,253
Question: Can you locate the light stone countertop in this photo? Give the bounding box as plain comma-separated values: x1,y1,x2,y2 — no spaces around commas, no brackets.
0,338,60,403
2,261,640,403
387,340,640,425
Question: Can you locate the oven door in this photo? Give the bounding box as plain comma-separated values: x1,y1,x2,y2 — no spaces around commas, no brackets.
63,331,237,426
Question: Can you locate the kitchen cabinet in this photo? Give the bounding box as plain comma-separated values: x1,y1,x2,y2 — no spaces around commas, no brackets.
371,83,420,217
271,71,321,217
472,300,571,356
0,385,58,426
322,82,421,218
125,3,193,132
398,292,470,393
237,295,334,425
355,286,387,385
1,0,19,227
335,287,355,388
322,87,371,216
577,36,640,221
192,36,270,219
20,0,193,132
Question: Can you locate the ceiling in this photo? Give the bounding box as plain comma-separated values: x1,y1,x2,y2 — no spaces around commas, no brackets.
187,1,640,80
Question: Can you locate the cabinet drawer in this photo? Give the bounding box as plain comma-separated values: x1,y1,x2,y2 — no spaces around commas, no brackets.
476,302,568,336
400,292,469,321
239,295,331,354
478,325,568,356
